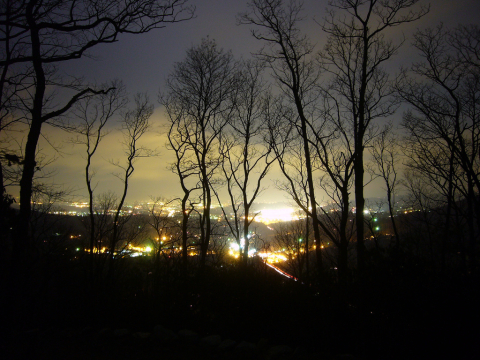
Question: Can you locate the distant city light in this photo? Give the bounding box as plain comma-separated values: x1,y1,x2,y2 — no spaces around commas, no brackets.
254,207,302,224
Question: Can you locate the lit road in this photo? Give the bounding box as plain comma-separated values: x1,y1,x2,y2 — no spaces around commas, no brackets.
264,262,298,281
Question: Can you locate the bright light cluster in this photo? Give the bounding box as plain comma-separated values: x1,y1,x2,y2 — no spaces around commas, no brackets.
228,238,257,258
254,208,303,224
258,252,287,263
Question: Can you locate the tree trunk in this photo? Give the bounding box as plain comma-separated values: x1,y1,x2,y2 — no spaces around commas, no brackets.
355,28,369,275
181,195,189,273
242,201,250,267
354,150,365,273
17,8,45,262
296,100,323,275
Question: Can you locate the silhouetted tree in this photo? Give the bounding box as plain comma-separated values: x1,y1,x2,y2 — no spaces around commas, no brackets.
320,0,429,273
166,116,199,272
162,38,239,271
0,0,194,264
75,93,154,284
240,0,325,274
396,24,480,272
313,87,357,285
214,60,276,266
145,197,180,270
108,93,153,280
274,220,310,281
72,81,127,279
370,125,401,247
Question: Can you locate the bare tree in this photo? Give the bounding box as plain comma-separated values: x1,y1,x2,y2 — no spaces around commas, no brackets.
145,197,178,267
161,38,239,271
311,87,358,285
0,0,194,262
71,91,152,283
143,197,185,292
89,191,117,279
396,24,480,272
72,81,127,279
319,0,429,272
239,0,325,274
274,220,309,281
166,107,201,271
370,125,401,247
28,186,70,255
242,1,356,283
214,60,277,266
0,0,32,207
107,93,153,279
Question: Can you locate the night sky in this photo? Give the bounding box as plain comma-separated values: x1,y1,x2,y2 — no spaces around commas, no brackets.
9,0,480,205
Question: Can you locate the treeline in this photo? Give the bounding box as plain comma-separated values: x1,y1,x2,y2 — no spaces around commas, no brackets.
159,0,479,285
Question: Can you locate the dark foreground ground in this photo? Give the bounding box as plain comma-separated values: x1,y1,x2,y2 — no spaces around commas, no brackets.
2,261,480,360
2,325,352,360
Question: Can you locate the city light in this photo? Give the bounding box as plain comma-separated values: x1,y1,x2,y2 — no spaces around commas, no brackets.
253,207,303,224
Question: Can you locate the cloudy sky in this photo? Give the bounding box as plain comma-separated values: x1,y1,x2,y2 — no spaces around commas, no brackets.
10,0,480,205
